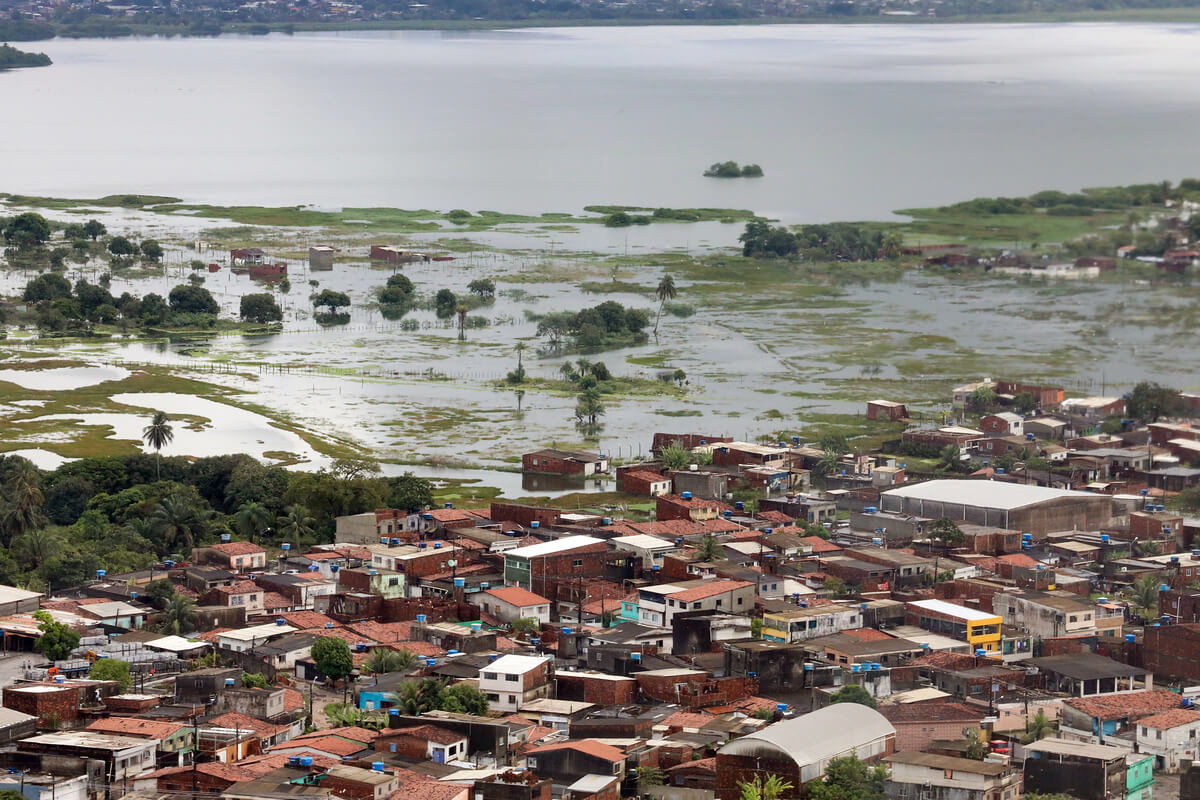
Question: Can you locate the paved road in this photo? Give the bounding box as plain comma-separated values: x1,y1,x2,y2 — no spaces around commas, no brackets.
0,652,34,689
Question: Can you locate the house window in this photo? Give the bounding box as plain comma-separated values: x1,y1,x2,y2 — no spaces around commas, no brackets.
1157,730,1163,740
483,672,497,680
506,674,519,681
716,600,722,607
737,598,743,605
1069,616,1078,623
693,602,702,609
486,693,500,702
527,758,537,768
508,695,516,703
573,559,583,568
391,744,397,753
389,578,399,587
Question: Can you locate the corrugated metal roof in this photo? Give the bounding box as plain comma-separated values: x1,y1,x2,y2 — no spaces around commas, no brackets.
717,704,894,767
883,479,1096,510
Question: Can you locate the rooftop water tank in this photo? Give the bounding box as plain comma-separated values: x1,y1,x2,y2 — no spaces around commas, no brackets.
1126,634,1136,643
682,491,692,500
224,678,236,686
531,521,540,529
454,578,466,587
331,565,340,573
631,652,641,661
434,542,443,549
444,502,453,509
735,502,745,511
416,614,427,623
562,627,573,635
300,757,313,767
372,762,385,772
281,543,290,551
776,703,788,711
221,533,231,542
276,618,287,626
423,513,433,521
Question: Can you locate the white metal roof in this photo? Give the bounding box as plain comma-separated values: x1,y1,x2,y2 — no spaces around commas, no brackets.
218,623,297,642
145,635,209,653
0,585,43,605
1061,397,1121,410
718,704,895,767
484,654,550,675
504,536,605,559
883,479,1096,511
611,535,677,551
567,775,618,793
907,598,998,622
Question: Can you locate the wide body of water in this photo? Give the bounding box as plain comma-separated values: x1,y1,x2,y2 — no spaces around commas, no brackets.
3,23,1200,221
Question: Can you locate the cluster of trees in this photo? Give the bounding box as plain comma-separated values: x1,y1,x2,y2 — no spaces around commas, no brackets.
312,289,351,324
21,275,220,332
703,161,763,178
940,180,1187,217
535,301,649,350
739,221,902,261
0,451,433,595
0,44,51,69
389,676,489,716
239,293,283,324
559,358,615,437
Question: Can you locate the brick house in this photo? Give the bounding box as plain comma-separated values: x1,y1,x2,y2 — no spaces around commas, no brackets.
878,701,985,751
711,442,789,469
635,669,757,710
319,764,400,800
194,541,269,573
522,449,609,477
555,671,637,706
375,725,468,763
503,537,608,597
204,580,265,613
979,412,1024,437
477,586,552,624
655,494,732,522
867,400,908,421
995,381,1065,408
524,740,627,785
3,679,121,728
369,245,429,263
618,469,672,497
565,775,619,800
651,433,732,455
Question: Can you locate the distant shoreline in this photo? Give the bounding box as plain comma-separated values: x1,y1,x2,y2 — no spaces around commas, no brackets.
29,8,1200,40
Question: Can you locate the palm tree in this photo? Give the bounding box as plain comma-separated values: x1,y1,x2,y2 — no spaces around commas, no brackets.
158,593,198,636
0,464,46,546
456,304,468,340
938,444,964,473
1021,709,1056,744
881,232,904,259
277,505,315,548
363,648,415,675
152,494,209,554
737,774,793,800
12,528,62,569
697,535,723,562
142,411,174,480
1130,573,1162,619
654,273,677,337
233,502,274,543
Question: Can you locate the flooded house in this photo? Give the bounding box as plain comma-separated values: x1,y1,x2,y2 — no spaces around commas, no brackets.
308,245,336,269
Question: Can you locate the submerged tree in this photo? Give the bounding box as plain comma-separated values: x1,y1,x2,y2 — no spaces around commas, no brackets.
654,273,677,337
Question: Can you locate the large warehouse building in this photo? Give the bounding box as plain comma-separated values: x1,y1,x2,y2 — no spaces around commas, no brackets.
879,480,1111,535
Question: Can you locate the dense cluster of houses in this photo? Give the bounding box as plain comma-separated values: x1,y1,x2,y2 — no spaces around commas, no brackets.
5,381,1200,800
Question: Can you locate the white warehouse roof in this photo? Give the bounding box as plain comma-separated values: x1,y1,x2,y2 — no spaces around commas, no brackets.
504,536,604,558
907,598,998,622
882,480,1097,511
719,704,895,770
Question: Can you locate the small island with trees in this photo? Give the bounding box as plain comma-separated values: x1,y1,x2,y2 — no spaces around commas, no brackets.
0,43,52,70
704,161,764,178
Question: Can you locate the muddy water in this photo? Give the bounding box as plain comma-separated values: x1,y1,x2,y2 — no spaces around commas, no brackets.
5,26,1200,221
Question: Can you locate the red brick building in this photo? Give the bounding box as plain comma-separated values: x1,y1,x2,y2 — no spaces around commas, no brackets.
995,381,1065,407
1144,623,1200,681
522,449,608,477
618,469,672,497
503,536,608,598
651,433,732,454
555,672,637,706
374,725,468,761
878,701,985,752
489,503,563,528
867,400,908,421
655,494,733,522
635,670,757,710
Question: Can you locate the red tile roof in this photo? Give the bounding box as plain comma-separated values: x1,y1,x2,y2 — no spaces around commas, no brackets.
669,580,755,603
389,781,467,800
756,511,795,525
879,701,985,724
281,688,304,713
996,554,1040,568
259,611,338,629
210,580,260,596
667,757,716,774
87,718,185,739
662,711,713,730
1136,709,1200,730
144,762,253,784
210,541,267,556
527,740,626,763
661,494,733,511
301,627,378,647
237,752,341,777
482,586,551,609
800,537,843,553
206,712,288,739
269,735,367,757
427,508,474,522
295,726,379,744
729,696,780,715
262,593,293,611
347,621,413,644
390,641,447,658
1065,690,1182,721
841,628,896,642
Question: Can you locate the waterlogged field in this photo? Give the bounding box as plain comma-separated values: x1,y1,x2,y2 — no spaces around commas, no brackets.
3,195,1200,496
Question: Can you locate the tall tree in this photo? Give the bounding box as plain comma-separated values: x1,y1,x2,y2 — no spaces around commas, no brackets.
1022,709,1056,744
805,755,887,800
1126,381,1185,423
233,501,274,542
0,462,46,546
142,411,174,480
738,774,795,800
277,504,315,547
152,494,208,554
34,610,80,661
158,593,198,636
312,637,354,683
654,273,677,336
696,535,724,562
